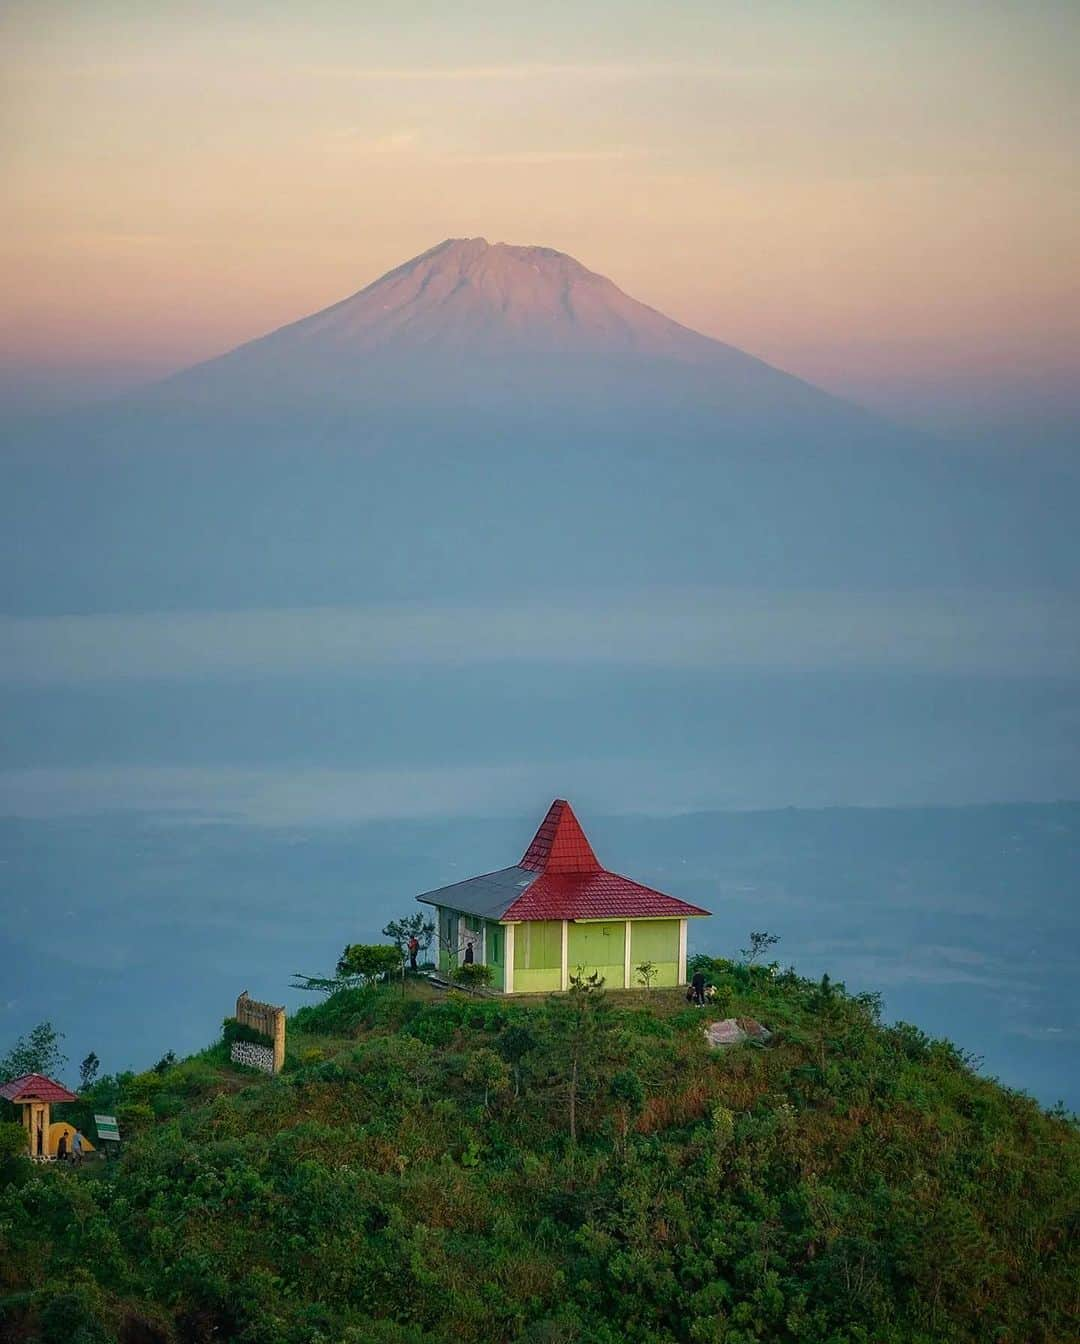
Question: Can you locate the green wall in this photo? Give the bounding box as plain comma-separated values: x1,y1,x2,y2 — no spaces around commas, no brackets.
484,920,506,991
567,920,625,988
512,919,563,993
432,909,683,992
629,919,680,987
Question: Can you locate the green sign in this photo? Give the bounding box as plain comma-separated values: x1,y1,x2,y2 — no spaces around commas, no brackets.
94,1114,120,1142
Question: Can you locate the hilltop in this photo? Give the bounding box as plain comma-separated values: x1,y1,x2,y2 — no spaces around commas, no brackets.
1,960,1077,1344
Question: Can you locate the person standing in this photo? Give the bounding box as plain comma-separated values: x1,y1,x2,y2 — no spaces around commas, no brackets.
408,935,420,972
72,1128,85,1167
691,969,707,1007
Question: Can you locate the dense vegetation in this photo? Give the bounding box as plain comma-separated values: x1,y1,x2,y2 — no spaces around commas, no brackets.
1,957,1077,1344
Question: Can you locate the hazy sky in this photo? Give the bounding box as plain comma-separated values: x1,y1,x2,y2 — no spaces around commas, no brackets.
3,1,1078,421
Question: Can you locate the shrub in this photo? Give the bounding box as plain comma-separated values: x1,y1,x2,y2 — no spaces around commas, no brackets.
336,943,402,985
454,962,494,989
222,1017,273,1049
291,986,377,1037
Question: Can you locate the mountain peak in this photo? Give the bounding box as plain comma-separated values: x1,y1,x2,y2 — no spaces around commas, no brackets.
248,235,719,362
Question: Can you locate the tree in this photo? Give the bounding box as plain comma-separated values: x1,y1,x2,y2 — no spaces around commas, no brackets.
609,1069,645,1151
534,967,612,1142
382,913,436,962
0,1021,66,1081
740,931,780,966
463,1048,510,1109
498,1023,537,1098
635,960,657,990
810,972,848,1069
78,1052,100,1090
336,944,402,986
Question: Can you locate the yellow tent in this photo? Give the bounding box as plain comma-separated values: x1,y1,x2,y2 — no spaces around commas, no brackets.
47,1121,94,1159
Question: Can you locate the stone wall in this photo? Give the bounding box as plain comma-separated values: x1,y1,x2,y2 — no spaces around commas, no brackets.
236,990,286,1074
230,1039,277,1074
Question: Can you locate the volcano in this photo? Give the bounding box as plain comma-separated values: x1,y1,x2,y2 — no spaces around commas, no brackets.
2,238,1071,616
153,237,855,423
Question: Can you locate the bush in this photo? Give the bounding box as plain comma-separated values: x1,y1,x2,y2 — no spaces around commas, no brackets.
40,1284,111,1344
454,962,494,988
222,1017,273,1049
291,986,378,1037
0,1119,27,1161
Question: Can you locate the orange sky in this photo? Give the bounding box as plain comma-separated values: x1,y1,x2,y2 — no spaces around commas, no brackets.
2,2,1078,419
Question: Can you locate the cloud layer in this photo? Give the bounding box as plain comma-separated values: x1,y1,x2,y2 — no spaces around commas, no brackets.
4,589,1077,685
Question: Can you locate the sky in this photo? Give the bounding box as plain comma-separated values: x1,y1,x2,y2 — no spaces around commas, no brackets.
2,0,1078,427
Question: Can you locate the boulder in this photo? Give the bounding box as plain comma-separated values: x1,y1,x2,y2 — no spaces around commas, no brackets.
705,1017,772,1048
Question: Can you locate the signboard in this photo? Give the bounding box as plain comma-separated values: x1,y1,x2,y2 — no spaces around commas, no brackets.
94,1114,120,1142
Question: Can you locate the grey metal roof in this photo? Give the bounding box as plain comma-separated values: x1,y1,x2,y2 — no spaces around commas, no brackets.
417,865,538,921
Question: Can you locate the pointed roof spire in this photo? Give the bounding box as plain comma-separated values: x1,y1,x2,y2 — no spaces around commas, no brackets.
520,799,601,874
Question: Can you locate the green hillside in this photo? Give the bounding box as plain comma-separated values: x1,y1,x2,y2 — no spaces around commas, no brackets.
1,960,1077,1344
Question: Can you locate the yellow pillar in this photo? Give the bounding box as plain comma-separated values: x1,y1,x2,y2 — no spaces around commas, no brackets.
503,924,515,993
624,919,632,989
22,1102,49,1160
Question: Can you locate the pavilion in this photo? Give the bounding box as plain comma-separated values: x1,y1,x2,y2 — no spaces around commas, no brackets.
0,1072,79,1160
418,799,710,992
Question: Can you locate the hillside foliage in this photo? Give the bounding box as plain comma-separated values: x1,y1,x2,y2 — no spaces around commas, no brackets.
0,958,1077,1344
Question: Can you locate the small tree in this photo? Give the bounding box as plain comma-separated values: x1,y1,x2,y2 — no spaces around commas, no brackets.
534,967,611,1142
0,1021,67,1082
78,1052,100,1091
463,1047,511,1109
152,1050,177,1075
382,913,436,963
336,943,402,986
609,1068,645,1151
740,931,780,966
635,960,658,990
498,1023,537,1098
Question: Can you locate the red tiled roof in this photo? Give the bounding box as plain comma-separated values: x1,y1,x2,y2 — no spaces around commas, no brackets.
0,1072,79,1103
506,798,709,921
520,799,601,874
503,868,710,922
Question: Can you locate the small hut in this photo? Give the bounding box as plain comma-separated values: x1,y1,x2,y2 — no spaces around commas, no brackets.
0,1073,79,1160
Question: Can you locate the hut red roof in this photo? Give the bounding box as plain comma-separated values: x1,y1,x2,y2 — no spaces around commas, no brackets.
0,1072,79,1103
418,799,710,922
